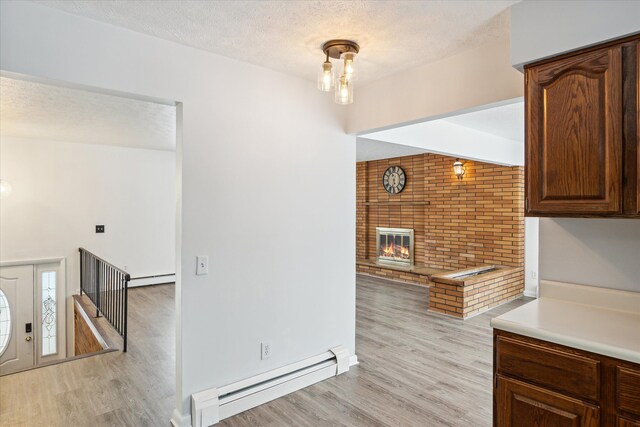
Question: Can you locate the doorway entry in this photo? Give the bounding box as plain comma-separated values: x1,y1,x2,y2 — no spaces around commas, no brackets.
0,261,66,376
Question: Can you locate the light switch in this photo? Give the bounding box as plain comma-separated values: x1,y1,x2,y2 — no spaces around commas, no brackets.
196,256,209,275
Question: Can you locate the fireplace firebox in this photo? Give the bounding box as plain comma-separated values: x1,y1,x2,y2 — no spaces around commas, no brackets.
376,227,414,267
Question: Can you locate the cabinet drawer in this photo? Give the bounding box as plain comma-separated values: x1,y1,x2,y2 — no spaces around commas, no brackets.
496,336,600,402
618,367,640,417
618,416,640,427
496,375,600,427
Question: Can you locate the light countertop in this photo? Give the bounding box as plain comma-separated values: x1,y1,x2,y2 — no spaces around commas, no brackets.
491,280,640,364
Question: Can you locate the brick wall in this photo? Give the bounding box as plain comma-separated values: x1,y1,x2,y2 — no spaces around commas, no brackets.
357,152,525,317
356,153,524,270
356,263,430,286
429,267,524,318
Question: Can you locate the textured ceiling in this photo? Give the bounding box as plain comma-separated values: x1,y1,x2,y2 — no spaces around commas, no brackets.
34,0,517,83
0,77,176,150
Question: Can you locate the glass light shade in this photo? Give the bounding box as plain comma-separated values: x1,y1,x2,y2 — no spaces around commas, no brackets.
342,52,356,81
335,74,353,105
0,180,12,199
317,61,335,92
453,159,465,180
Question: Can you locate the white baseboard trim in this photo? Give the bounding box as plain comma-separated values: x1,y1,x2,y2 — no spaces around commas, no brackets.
523,290,538,298
128,274,175,287
349,354,359,366
170,409,190,427
172,353,359,427
190,346,353,426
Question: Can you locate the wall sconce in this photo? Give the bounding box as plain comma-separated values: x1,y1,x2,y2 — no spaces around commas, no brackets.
453,159,465,180
317,39,360,105
0,180,12,199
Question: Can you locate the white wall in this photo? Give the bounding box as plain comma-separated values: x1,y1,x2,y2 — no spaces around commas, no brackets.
0,136,176,356
539,219,640,292
0,2,355,423
0,137,176,283
511,0,640,294
349,36,523,134
511,1,640,68
524,217,539,297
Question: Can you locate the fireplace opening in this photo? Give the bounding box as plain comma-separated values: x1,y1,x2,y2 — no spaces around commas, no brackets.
376,227,414,267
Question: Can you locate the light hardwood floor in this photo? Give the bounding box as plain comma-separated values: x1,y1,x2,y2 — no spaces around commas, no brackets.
0,284,175,427
220,275,530,427
0,276,530,426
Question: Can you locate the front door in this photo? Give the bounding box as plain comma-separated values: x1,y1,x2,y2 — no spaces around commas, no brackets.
0,265,35,375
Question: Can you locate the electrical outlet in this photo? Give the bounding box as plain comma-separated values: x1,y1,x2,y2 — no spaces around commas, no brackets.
261,342,272,360
531,271,537,279
95,225,105,233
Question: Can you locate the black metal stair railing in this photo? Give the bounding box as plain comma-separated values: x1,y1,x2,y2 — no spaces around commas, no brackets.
79,248,130,352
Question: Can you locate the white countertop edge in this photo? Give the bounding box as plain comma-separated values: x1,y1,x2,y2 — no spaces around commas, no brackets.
491,316,640,364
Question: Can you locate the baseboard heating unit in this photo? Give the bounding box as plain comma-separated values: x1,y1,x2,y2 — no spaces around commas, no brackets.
191,346,351,427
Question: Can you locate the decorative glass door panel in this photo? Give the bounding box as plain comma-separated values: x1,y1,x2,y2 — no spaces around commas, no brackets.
41,271,57,356
0,289,11,356
36,263,65,365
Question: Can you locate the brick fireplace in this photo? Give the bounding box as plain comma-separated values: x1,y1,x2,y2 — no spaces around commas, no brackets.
356,152,525,318
376,227,414,267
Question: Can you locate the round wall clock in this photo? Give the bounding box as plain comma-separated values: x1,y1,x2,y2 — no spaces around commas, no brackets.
382,166,406,194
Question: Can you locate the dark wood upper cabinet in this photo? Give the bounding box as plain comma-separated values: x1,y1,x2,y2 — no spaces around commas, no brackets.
525,36,640,217
622,40,640,215
634,42,640,215
526,45,622,215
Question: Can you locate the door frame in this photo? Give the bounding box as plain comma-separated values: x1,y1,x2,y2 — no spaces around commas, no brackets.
0,257,67,372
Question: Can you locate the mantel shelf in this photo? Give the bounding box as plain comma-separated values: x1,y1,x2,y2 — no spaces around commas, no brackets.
362,201,430,206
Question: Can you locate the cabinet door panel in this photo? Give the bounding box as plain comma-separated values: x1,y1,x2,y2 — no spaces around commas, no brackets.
526,45,622,214
618,366,640,417
637,43,640,214
496,376,600,427
622,40,640,215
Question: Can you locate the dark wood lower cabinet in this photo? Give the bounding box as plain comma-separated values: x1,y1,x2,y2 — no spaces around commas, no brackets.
497,375,599,426
619,417,640,427
618,367,640,418
494,330,640,427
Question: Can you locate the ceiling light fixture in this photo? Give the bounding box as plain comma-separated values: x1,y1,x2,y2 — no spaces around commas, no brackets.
317,39,360,105
317,51,335,92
